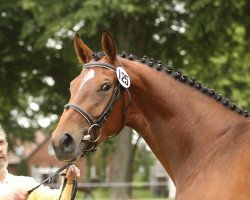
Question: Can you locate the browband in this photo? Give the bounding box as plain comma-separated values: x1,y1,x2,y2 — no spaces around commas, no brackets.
83,61,117,72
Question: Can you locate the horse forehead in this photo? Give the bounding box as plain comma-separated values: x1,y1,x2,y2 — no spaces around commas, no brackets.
76,67,115,90
79,69,95,90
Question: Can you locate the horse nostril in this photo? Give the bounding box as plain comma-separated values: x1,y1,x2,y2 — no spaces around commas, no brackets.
60,133,75,154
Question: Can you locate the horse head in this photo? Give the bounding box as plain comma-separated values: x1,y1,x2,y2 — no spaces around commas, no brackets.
52,29,129,161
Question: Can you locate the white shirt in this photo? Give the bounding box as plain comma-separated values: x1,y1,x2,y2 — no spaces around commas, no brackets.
0,169,37,195
0,170,73,200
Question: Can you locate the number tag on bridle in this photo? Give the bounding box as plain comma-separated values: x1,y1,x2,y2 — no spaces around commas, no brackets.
116,67,130,88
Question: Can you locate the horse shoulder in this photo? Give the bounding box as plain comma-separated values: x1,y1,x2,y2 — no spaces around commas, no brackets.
176,121,250,200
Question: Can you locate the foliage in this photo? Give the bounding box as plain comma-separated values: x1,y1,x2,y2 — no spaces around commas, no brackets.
183,0,250,108
0,1,79,144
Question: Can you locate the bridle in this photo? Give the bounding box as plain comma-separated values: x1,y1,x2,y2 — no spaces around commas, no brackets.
64,59,130,156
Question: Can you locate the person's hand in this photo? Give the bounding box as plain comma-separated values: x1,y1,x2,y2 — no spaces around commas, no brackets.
64,165,80,184
3,188,28,200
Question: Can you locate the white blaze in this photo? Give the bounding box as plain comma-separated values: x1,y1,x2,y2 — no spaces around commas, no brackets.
79,69,95,90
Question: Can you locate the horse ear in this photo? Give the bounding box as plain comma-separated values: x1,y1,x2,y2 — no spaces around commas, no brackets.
74,33,93,64
101,28,117,63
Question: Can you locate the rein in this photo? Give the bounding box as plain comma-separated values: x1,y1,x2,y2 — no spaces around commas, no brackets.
27,162,77,200
64,60,130,156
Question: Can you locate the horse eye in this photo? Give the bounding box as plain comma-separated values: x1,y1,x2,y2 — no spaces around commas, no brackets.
101,83,111,91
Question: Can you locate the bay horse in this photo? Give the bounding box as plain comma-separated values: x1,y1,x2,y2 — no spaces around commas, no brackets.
52,29,250,199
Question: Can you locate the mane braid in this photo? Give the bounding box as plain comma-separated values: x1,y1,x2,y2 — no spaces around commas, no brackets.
119,51,250,118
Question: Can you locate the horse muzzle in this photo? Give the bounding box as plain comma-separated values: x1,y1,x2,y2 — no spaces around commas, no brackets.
51,133,80,161
51,129,97,162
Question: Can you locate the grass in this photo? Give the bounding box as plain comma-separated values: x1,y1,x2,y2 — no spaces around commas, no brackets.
75,188,170,200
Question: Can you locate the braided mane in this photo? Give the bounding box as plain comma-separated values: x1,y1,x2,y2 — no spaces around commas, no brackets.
92,51,249,118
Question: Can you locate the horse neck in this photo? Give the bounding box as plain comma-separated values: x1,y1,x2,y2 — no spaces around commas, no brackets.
122,58,247,183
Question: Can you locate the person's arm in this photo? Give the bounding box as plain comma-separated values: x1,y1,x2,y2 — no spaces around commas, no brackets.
29,165,80,200
1,188,28,200
29,182,73,200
